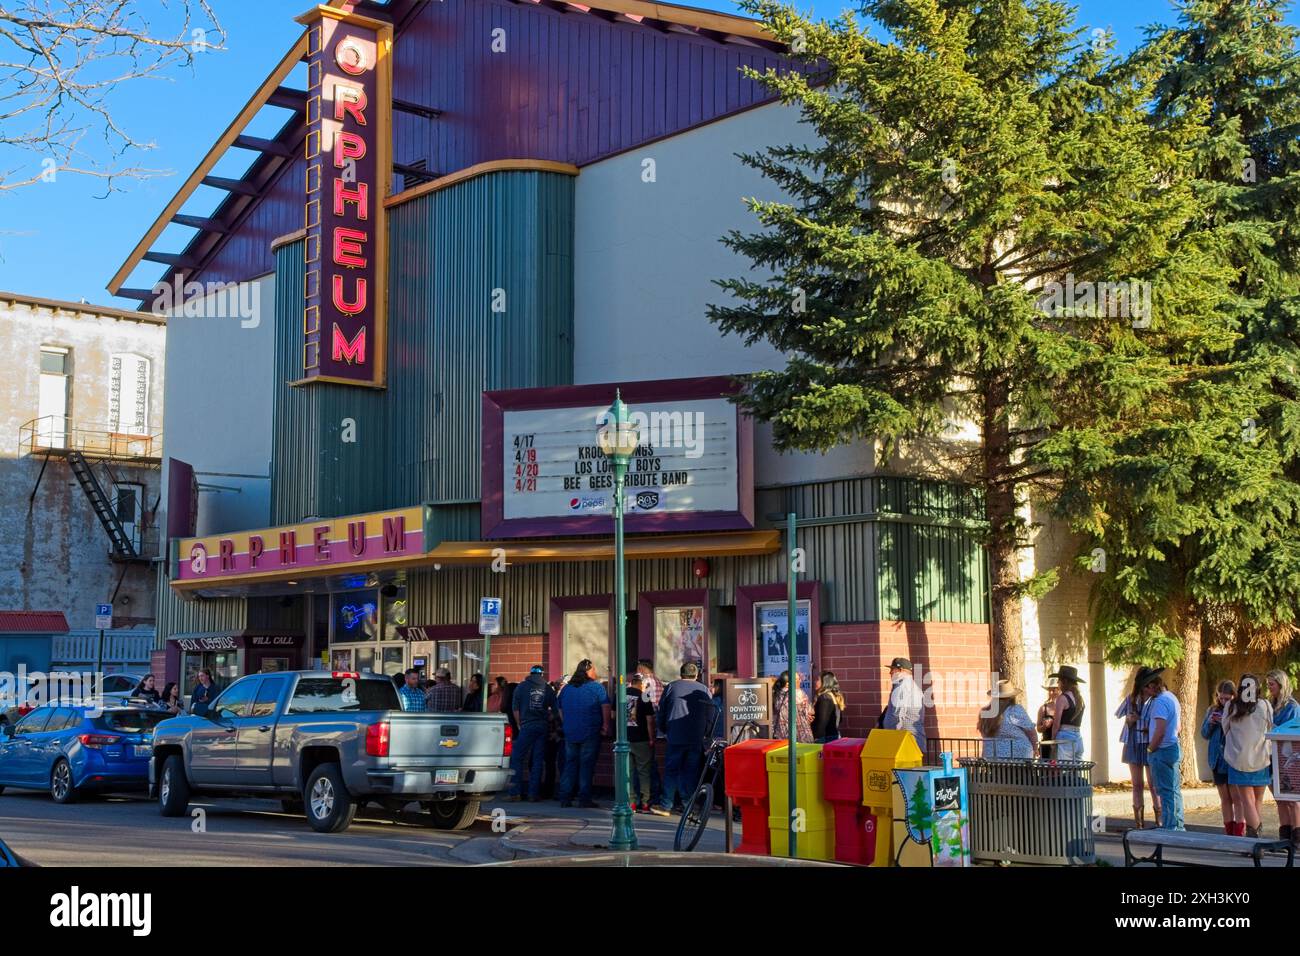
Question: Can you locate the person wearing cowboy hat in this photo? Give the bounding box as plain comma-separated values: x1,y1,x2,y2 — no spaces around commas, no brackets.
1037,676,1060,757
1045,665,1086,761
1140,666,1184,831
978,680,1039,759
1116,666,1163,829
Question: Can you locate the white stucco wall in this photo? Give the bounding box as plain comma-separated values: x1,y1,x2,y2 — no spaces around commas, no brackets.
157,275,275,536
574,101,883,486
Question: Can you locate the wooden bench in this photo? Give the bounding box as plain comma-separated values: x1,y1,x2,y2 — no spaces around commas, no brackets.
1123,828,1294,867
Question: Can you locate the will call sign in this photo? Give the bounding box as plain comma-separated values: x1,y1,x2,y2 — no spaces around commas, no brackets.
298,7,392,387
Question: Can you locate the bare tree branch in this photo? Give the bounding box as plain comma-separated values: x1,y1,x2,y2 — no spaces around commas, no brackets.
0,0,224,191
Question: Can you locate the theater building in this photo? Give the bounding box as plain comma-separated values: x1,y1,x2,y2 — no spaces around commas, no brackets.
109,0,1171,781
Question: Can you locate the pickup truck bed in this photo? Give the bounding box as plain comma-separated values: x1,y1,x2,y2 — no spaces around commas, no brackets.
150,671,509,832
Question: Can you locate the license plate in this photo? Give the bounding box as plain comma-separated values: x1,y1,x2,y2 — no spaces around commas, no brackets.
133,745,152,758
434,769,458,785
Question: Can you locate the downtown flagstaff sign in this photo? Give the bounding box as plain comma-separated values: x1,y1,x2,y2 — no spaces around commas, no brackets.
296,5,392,387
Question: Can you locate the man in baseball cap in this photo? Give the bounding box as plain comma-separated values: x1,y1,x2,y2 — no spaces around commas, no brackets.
508,665,557,802
881,657,925,754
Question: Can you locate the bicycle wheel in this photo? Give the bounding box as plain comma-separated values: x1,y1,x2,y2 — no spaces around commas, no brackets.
674,782,714,852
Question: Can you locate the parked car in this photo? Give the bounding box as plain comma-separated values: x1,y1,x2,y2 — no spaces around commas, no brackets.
150,670,511,833
0,704,168,802
0,835,35,867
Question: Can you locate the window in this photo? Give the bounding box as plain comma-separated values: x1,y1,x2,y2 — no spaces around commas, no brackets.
101,675,136,694
96,711,168,733
211,679,259,719
563,610,609,681
37,346,70,448
653,606,706,682
333,590,378,642
46,708,79,732
287,677,399,714
14,709,55,735
39,348,67,374
251,677,287,718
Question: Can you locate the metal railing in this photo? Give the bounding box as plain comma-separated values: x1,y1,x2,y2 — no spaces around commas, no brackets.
18,415,161,460
925,737,986,765
958,757,1096,866
51,631,155,666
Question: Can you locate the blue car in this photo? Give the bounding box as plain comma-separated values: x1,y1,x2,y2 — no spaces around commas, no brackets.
0,705,168,803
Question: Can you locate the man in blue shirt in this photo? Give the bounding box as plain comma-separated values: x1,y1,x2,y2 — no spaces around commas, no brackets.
397,668,427,712
1142,667,1183,831
656,662,713,813
556,660,610,808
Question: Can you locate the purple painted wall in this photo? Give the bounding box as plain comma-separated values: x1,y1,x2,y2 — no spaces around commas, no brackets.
179,0,792,290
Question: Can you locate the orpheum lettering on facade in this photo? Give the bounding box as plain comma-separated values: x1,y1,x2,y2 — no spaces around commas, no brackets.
296,6,392,387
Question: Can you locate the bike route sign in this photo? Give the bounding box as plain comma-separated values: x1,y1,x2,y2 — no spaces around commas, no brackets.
724,677,774,739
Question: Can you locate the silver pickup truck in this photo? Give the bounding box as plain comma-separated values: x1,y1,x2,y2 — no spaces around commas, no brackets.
149,670,509,833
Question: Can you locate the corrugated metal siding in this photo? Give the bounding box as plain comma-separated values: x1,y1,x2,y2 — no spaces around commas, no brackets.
271,170,573,522
412,476,987,627
173,0,793,291
155,561,247,645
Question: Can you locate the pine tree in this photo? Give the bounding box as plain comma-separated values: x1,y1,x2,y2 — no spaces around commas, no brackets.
1042,0,1300,781
710,0,1231,691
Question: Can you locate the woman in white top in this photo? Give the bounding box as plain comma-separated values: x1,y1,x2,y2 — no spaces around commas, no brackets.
1221,673,1274,838
978,681,1039,759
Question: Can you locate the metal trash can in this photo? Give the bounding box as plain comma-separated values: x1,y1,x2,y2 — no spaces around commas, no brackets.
958,758,1095,865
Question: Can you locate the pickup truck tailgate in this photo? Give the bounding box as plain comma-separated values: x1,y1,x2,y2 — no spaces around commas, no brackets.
385,713,507,764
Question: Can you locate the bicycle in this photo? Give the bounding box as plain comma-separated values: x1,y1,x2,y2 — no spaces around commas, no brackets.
673,720,760,852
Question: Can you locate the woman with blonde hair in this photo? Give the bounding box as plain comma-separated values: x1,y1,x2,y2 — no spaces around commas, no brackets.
1266,669,1298,847
1118,668,1161,828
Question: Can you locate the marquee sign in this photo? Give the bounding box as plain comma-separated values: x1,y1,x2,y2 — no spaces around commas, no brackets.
172,506,424,589
481,376,754,538
295,5,392,388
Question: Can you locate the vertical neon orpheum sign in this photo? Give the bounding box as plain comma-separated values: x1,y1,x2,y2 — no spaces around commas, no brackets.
297,6,391,387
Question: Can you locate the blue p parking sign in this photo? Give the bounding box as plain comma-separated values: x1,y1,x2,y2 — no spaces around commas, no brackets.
479,597,501,636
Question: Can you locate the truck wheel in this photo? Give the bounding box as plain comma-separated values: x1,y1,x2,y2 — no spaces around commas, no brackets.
304,763,356,833
424,798,480,831
51,759,79,804
158,755,190,817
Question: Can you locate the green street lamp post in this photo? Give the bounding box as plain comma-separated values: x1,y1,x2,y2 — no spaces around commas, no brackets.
598,389,639,852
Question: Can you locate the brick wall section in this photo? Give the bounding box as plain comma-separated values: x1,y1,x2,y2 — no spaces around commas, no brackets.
482,635,546,683
820,621,993,743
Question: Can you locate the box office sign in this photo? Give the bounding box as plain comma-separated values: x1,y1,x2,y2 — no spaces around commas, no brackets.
173,506,424,586
295,6,392,387
481,376,754,538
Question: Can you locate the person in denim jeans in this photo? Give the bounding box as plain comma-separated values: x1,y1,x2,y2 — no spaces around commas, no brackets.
1140,667,1183,831
507,665,556,802
556,660,610,808
656,662,713,813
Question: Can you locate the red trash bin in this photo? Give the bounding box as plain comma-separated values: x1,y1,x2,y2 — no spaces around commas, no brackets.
724,738,787,855
822,738,873,864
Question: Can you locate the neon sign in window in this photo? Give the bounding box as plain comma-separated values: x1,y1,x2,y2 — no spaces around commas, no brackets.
333,589,378,641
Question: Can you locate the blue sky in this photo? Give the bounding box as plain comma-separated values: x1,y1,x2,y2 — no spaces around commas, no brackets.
0,0,1288,308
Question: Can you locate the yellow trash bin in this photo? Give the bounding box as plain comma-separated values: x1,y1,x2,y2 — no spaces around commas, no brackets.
766,743,834,861
860,729,924,867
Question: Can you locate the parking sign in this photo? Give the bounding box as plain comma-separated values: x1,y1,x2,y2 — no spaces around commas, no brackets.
478,597,501,636
94,603,113,630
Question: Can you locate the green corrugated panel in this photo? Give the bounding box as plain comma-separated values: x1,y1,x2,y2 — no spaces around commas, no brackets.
154,561,247,644
269,171,574,522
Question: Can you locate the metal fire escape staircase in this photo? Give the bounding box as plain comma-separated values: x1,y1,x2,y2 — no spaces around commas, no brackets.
66,451,138,558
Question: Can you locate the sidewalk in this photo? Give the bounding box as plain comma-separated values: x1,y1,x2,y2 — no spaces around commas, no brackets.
484,798,729,861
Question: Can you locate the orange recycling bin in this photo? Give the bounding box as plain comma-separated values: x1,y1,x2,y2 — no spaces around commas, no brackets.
860,729,924,867
822,737,872,864
724,738,787,855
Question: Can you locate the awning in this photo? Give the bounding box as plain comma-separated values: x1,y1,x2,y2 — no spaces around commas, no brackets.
0,611,70,634
170,529,779,597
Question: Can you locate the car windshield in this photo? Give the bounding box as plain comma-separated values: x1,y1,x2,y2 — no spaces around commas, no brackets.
95,710,169,733
287,677,399,714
